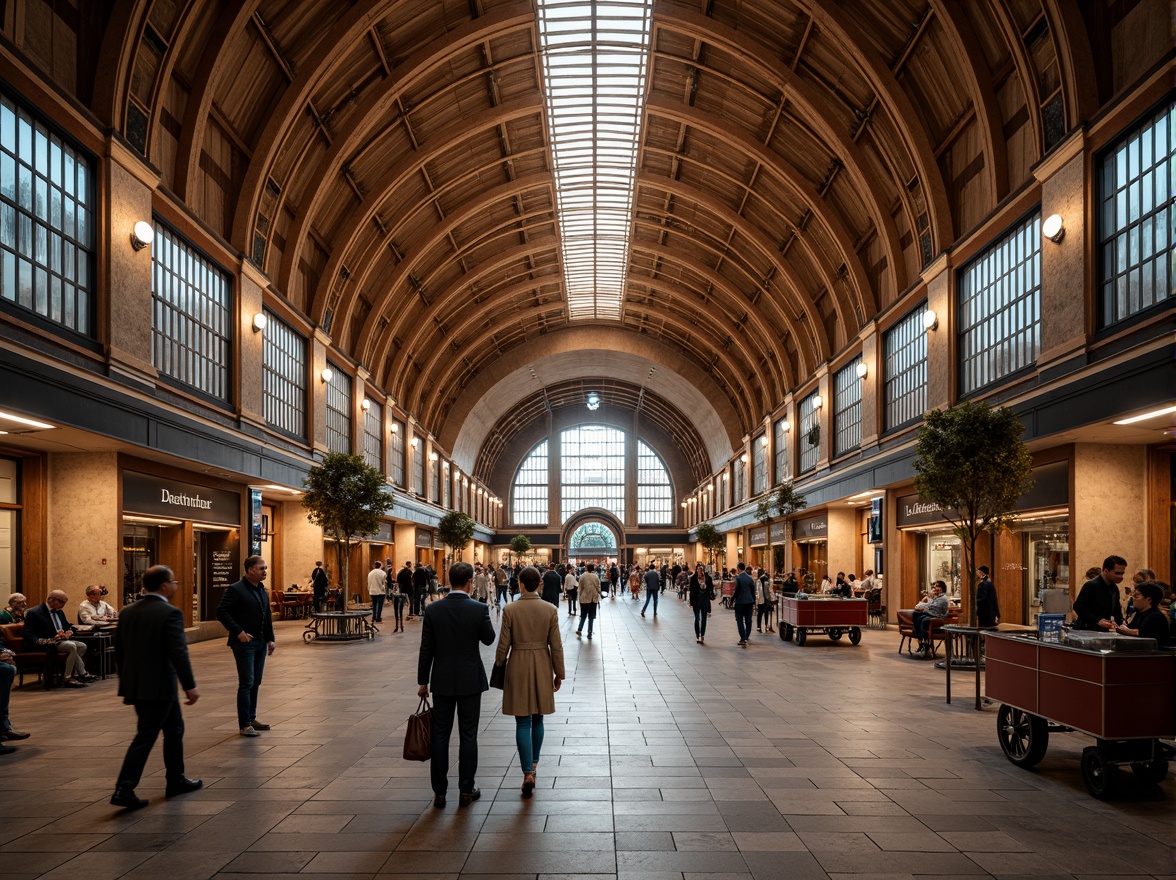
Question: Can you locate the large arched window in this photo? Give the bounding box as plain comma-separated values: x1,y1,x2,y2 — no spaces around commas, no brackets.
637,440,672,524
511,440,548,525
510,426,674,526
561,425,625,522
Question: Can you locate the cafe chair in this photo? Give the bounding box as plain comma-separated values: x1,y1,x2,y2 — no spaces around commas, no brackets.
867,588,886,628
0,623,65,689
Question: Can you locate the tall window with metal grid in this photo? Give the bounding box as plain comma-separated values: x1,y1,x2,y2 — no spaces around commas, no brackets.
753,435,768,495
151,221,231,401
388,421,405,488
362,401,382,471
958,212,1041,395
1098,101,1174,327
833,357,863,458
561,425,625,523
429,455,439,503
262,310,306,439
774,418,790,484
733,456,746,505
798,393,821,474
441,463,451,509
0,90,94,336
883,305,927,432
637,440,672,524
512,440,548,525
323,364,352,455
411,440,425,496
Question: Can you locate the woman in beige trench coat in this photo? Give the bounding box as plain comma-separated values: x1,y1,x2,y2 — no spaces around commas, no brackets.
494,566,565,797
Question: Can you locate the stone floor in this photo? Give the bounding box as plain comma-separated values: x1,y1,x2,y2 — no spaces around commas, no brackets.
2,591,1173,880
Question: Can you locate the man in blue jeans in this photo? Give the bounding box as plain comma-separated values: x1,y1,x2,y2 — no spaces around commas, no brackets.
640,564,660,617
732,562,756,647
217,556,275,737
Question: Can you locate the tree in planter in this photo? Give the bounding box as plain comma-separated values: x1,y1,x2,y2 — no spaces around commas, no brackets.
437,511,476,573
913,401,1033,626
509,534,533,566
695,522,726,570
754,498,775,579
302,453,395,610
773,480,807,577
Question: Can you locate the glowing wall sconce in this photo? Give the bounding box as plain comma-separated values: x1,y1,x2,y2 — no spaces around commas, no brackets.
389,423,398,433
320,367,333,383
781,419,790,431
251,312,267,333
855,361,868,379
410,437,419,447
1042,213,1065,243
922,309,938,332
130,220,154,251
360,397,371,411
740,453,748,464
760,435,769,447
428,451,438,461
812,394,823,409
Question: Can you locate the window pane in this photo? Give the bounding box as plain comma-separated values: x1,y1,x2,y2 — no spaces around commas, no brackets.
262,312,308,439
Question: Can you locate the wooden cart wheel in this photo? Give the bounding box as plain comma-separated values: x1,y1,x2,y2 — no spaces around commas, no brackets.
1130,758,1169,785
849,627,862,645
795,628,807,646
1081,746,1119,799
996,705,1049,767
829,630,843,641
302,630,316,643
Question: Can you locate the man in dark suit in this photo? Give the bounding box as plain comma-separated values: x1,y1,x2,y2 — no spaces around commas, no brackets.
24,590,96,687
217,556,275,737
975,565,1001,627
541,563,563,606
110,565,201,809
1072,554,1127,630
310,561,330,612
417,561,495,808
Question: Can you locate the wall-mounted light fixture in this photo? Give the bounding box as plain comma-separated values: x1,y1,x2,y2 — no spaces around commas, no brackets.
251,312,267,333
1042,213,1065,243
389,423,398,433
722,472,729,480
740,453,749,464
320,367,333,383
681,501,687,508
360,397,371,411
760,435,769,447
707,483,714,492
428,451,438,461
922,309,938,332
410,437,419,447
855,361,868,380
781,419,791,432
130,220,154,251
586,391,601,411
812,394,823,409
477,487,484,495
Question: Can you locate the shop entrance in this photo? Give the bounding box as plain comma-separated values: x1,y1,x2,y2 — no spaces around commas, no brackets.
195,527,239,622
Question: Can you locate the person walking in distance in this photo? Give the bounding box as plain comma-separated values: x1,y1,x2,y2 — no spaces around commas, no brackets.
417,562,496,808
575,563,601,640
688,563,715,644
366,560,387,623
732,562,756,646
110,565,201,809
494,563,509,607
216,556,275,737
310,561,329,612
641,563,660,617
493,565,564,798
411,562,430,619
396,561,413,621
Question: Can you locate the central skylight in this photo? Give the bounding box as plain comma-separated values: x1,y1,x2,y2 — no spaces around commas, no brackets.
536,0,653,321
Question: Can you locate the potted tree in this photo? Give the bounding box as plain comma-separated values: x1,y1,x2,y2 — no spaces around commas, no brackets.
695,522,725,571
437,511,476,573
509,534,533,566
913,401,1033,627
302,452,395,611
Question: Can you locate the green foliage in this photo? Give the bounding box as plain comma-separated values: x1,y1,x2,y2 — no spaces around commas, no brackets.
437,511,476,561
302,453,394,604
509,534,533,560
913,401,1033,624
773,481,807,519
695,522,725,566
755,498,774,525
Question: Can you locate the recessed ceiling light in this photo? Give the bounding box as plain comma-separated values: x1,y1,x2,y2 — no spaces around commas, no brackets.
0,410,56,430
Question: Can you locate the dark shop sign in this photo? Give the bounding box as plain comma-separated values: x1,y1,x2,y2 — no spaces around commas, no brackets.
897,461,1069,528
123,471,241,526
792,514,828,540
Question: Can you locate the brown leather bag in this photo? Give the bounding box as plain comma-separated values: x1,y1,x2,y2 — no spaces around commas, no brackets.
489,658,507,689
402,697,432,761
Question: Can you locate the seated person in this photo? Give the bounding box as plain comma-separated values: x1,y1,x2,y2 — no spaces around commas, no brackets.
77,586,118,626
23,591,97,687
1115,581,1170,647
0,642,30,751
912,580,949,657
0,593,27,624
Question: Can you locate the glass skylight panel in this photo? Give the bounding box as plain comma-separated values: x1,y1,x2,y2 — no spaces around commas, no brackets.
538,0,652,322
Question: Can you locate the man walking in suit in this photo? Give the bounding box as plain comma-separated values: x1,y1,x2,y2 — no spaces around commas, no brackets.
417,562,495,808
110,565,201,809
217,556,276,737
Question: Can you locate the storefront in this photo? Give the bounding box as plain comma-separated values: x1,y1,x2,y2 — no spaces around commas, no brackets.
791,512,828,578
122,469,243,626
895,459,1070,624
748,521,786,573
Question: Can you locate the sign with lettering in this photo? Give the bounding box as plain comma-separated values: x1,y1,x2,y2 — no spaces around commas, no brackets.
123,471,241,526
415,527,433,548
897,461,1069,528
249,487,263,555
203,531,240,620
749,526,768,546
792,513,828,540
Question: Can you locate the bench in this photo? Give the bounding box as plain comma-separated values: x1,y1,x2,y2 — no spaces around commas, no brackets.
0,623,64,688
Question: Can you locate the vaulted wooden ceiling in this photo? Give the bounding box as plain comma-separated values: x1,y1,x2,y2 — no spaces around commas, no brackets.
92,0,1098,475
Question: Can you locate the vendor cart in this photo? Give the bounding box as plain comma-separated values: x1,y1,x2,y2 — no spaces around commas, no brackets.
778,596,867,646
984,632,1175,798
719,580,735,609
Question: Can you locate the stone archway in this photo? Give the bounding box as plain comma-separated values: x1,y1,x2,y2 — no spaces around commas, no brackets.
561,508,626,566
